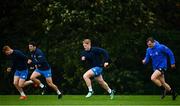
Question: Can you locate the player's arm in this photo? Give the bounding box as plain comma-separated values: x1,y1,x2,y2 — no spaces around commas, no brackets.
28,59,37,69
160,45,176,68
80,51,86,61
142,49,150,64
35,51,47,67
5,59,13,72
26,52,36,69
27,59,32,64
81,56,86,61
7,57,15,72
6,67,12,72
95,47,110,68
16,51,28,62
26,52,33,64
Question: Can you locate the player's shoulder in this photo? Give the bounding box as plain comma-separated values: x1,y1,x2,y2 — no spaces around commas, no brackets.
92,47,104,50
81,50,86,54
36,48,43,54
14,49,23,54
14,49,20,52
157,44,167,49
91,47,101,52
146,47,151,52
91,46,98,49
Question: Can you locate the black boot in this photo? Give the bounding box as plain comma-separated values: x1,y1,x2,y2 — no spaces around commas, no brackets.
58,94,62,99
171,89,178,100
160,86,166,99
161,89,166,99
41,85,47,95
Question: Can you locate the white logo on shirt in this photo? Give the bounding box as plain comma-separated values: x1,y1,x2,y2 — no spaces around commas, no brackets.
155,52,158,55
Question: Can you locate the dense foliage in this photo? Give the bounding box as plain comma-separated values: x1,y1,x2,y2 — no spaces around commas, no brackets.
0,0,179,95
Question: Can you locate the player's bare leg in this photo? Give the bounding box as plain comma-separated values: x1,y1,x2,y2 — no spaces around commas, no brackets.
151,70,166,99
46,77,62,99
23,80,34,87
159,74,171,91
14,76,27,100
30,71,46,94
159,74,177,100
83,69,94,98
95,75,115,99
151,70,162,87
157,74,169,99
30,71,41,86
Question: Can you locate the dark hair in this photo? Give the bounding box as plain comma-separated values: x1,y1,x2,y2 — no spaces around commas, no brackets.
29,41,37,47
146,37,155,43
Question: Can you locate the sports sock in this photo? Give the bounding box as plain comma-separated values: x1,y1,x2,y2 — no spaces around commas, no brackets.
88,86,93,92
108,88,112,94
39,83,45,88
20,91,26,96
57,90,61,95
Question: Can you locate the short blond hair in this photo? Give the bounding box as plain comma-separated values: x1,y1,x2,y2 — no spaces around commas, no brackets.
83,39,91,44
2,45,11,53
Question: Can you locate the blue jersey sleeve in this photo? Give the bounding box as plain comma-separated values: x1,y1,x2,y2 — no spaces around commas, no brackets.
160,45,175,65
154,40,160,45
144,49,150,64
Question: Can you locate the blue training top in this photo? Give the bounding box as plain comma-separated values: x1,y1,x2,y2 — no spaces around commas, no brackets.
30,48,50,70
9,50,28,71
81,47,110,69
144,42,175,71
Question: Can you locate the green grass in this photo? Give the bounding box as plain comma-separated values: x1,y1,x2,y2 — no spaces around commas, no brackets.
0,95,179,106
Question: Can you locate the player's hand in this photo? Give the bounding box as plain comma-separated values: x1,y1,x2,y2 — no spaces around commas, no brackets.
6,67,11,72
81,56,85,61
30,67,35,70
171,64,176,69
27,59,32,64
35,65,38,69
142,59,146,64
104,62,109,68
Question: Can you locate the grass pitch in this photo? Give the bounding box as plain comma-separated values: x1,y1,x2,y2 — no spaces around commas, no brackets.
0,95,179,106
